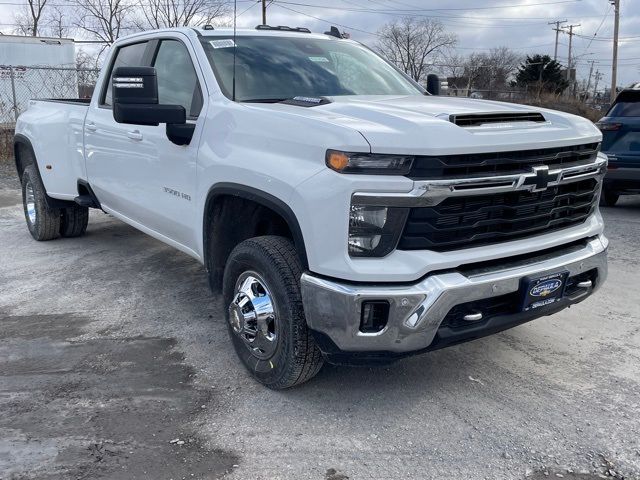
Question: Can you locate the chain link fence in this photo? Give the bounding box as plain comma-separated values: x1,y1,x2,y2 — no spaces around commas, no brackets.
1,65,99,159
0,65,100,124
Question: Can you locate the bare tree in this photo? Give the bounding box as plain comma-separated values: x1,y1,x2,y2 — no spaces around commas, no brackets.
376,18,457,83
72,0,137,46
462,47,521,95
440,52,466,80
45,7,69,38
137,0,228,29
13,0,48,36
439,52,467,94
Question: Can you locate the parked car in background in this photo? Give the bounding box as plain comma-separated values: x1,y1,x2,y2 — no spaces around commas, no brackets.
597,86,640,206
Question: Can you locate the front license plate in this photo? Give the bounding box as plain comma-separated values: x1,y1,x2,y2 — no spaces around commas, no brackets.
521,271,568,312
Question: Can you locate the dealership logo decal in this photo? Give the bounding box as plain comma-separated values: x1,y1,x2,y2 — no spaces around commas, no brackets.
530,279,563,297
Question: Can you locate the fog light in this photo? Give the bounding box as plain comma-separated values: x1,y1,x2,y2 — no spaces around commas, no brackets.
348,205,409,257
360,301,390,333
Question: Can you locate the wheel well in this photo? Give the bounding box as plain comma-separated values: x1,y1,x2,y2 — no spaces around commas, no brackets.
13,136,35,182
204,189,308,293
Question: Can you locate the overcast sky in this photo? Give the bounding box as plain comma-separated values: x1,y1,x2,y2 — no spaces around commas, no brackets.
0,0,638,89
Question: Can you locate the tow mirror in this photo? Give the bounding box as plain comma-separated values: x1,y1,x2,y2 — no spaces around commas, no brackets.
112,66,186,126
426,74,441,96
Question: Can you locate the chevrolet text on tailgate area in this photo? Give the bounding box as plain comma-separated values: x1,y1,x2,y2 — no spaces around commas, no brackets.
13,26,608,389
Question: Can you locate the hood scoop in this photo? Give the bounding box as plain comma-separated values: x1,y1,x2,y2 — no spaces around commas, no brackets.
450,112,546,127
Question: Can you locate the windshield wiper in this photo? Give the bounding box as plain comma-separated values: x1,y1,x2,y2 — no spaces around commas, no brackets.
241,96,331,107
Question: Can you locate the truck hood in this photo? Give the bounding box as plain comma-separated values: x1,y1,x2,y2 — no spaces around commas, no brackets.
250,95,602,155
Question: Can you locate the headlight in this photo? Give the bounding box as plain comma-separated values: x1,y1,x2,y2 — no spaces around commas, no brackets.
349,205,409,257
327,150,414,175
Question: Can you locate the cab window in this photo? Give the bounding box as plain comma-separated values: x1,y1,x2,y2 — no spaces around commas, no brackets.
102,41,148,107
153,40,203,118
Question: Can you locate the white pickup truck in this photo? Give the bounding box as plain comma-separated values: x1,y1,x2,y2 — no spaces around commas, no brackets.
14,26,608,388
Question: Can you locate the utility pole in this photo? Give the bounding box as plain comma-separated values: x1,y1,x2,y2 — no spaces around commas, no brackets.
564,24,580,95
593,70,603,99
548,20,567,61
610,0,620,103
586,60,598,97
261,0,267,25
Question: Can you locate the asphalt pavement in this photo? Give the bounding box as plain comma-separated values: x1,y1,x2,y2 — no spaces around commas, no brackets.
1,162,639,480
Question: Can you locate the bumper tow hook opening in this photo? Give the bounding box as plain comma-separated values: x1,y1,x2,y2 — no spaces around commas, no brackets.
577,280,593,289
360,301,390,333
463,312,483,322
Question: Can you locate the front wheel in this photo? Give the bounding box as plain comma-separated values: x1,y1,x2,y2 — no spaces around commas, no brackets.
222,236,323,389
600,189,619,207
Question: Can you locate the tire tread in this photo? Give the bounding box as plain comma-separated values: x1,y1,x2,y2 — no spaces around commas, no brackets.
60,205,89,237
22,164,60,241
224,236,323,389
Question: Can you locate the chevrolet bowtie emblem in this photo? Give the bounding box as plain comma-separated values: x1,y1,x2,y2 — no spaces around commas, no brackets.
521,165,558,192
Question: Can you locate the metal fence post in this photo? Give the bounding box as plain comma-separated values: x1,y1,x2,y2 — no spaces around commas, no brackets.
9,66,19,122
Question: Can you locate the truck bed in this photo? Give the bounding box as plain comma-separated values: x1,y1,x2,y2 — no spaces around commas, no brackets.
38,98,92,105
15,99,90,199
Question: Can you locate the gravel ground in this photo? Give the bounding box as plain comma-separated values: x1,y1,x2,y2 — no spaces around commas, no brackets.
0,165,639,480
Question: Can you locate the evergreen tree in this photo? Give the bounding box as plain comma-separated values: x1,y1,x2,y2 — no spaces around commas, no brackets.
514,55,569,94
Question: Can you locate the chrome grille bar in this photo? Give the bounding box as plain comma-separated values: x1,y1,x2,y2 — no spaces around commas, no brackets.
353,153,607,208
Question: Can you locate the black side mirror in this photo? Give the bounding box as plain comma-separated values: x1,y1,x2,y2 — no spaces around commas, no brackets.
426,74,441,96
112,66,186,126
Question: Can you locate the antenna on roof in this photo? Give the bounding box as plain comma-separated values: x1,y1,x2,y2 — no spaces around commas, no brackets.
232,0,237,102
324,26,342,38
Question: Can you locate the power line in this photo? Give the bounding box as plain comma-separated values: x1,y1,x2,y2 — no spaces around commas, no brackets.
271,3,381,36
585,3,612,51
274,0,583,12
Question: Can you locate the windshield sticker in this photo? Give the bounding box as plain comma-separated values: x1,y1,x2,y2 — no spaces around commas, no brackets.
209,39,236,49
308,56,330,62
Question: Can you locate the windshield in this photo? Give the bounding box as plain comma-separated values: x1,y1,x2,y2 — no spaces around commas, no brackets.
200,35,423,102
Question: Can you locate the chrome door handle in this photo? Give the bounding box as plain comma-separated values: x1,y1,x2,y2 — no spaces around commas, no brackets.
86,122,97,132
126,130,143,141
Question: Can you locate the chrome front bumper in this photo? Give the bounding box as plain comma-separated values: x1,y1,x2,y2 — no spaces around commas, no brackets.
300,235,608,355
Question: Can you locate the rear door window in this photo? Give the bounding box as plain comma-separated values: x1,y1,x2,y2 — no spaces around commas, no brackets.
101,42,149,107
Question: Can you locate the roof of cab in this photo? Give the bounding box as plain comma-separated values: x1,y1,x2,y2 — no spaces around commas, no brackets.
192,26,338,40
113,26,346,46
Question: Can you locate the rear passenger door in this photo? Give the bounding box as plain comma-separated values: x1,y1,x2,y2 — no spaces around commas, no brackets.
85,35,206,255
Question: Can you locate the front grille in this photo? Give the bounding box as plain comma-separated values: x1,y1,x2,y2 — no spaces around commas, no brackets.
398,178,599,251
408,143,599,180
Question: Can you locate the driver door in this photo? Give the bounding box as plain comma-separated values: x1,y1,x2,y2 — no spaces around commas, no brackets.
85,36,205,254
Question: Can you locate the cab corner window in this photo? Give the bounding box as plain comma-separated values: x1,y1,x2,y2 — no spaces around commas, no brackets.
153,40,202,118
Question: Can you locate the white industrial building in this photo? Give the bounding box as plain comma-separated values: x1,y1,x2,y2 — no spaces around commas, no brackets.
0,35,78,123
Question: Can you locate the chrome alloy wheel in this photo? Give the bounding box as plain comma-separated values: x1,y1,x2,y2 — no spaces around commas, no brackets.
228,272,278,359
25,180,36,225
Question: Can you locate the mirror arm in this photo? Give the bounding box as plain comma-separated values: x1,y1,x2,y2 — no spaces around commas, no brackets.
166,123,195,146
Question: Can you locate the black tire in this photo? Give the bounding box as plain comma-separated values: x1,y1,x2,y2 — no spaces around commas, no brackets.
222,236,323,389
600,189,619,207
60,205,89,237
21,164,61,241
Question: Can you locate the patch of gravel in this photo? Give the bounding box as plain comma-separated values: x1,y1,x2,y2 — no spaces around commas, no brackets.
0,160,20,190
